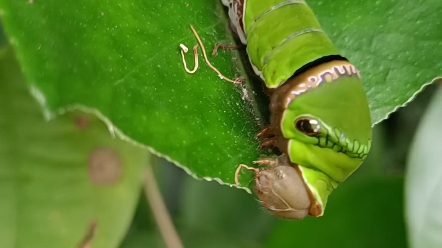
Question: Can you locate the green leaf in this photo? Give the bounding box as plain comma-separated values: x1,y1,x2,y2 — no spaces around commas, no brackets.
0,47,149,248
405,85,442,248
0,0,261,188
264,177,407,248
0,0,440,187
308,0,442,124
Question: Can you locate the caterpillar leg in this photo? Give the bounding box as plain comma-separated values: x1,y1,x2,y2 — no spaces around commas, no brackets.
255,125,274,139
253,157,279,168
259,138,277,148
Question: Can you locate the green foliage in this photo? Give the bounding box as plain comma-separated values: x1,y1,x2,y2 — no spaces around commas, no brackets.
0,0,261,186
0,0,440,186
405,86,442,248
0,0,441,247
308,0,442,124
0,47,149,247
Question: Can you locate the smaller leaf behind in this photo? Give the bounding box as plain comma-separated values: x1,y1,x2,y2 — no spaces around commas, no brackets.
405,83,442,248
0,47,149,248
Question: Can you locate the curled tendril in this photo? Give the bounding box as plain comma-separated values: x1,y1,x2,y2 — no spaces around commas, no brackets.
179,44,199,74
188,25,244,84
234,164,259,185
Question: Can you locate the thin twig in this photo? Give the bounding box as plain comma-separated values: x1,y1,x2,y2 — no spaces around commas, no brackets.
144,165,183,248
189,25,244,84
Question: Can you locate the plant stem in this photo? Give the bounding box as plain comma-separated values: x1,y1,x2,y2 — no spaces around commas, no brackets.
144,164,183,248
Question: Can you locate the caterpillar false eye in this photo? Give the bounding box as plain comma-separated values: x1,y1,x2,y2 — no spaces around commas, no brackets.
295,118,320,136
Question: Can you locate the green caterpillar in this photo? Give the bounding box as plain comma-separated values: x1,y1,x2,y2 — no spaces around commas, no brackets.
223,0,372,219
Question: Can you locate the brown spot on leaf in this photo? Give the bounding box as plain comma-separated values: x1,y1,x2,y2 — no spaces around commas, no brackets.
88,147,122,185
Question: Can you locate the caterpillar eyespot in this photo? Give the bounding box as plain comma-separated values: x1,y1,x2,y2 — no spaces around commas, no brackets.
295,118,320,136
